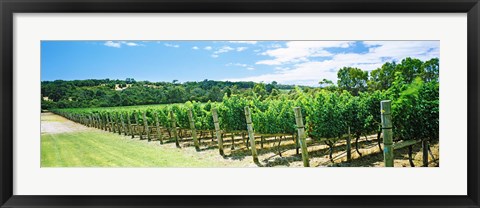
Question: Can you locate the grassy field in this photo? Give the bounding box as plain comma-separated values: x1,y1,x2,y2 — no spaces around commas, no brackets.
41,113,250,167
42,132,219,167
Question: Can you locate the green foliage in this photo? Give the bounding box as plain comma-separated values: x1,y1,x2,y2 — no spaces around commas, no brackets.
41,79,298,109
51,57,439,144
218,95,249,131
251,98,296,135
337,67,368,95
389,77,439,142
305,91,345,143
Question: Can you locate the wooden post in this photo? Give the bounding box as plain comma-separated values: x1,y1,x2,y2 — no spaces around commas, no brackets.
88,115,92,127
381,100,394,167
98,114,101,129
126,112,133,138
347,126,352,162
95,114,99,129
260,136,264,149
134,111,141,139
103,114,107,131
120,113,127,136
170,111,180,148
188,108,200,151
230,133,235,150
143,111,150,142
111,113,116,132
244,106,259,163
293,133,299,155
422,140,429,167
106,113,111,132
99,114,105,130
116,112,122,135
117,113,123,135
242,132,249,150
212,108,224,156
111,113,117,133
154,112,164,144
93,114,100,129
293,107,310,167
92,114,96,128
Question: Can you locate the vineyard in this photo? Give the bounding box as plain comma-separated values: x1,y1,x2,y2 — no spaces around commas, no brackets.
51,75,439,167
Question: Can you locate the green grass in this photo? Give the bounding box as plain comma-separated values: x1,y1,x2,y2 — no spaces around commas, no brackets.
41,131,217,167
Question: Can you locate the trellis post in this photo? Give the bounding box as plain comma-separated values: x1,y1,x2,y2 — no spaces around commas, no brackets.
154,111,164,144
134,111,141,139
293,107,310,167
116,112,122,135
106,113,111,132
244,106,259,163
143,111,150,141
347,126,352,162
212,108,224,156
188,108,200,151
422,140,429,167
170,111,180,148
120,113,127,136
110,113,116,133
381,100,394,167
126,112,133,138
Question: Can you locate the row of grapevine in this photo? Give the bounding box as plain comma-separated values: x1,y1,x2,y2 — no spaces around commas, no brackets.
52,78,438,166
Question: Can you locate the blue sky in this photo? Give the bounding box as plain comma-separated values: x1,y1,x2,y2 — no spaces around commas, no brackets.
41,40,439,86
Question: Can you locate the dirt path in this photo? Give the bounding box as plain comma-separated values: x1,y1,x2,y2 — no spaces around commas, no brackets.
42,112,94,134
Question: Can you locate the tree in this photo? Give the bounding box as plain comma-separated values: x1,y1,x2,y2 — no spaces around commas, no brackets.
396,57,424,83
337,67,368,95
253,83,267,98
207,86,222,102
318,78,336,91
421,58,439,82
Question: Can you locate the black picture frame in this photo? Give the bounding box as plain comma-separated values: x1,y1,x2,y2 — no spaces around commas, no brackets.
1,0,479,207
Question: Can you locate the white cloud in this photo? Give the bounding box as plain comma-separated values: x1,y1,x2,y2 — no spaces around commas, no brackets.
204,46,213,50
164,43,180,48
236,47,248,52
256,41,354,65
214,46,234,54
104,41,121,48
226,41,439,86
226,63,255,70
104,41,141,48
226,63,247,67
269,43,283,48
229,41,258,44
124,42,138,46
192,46,199,50
363,41,440,61
210,46,236,58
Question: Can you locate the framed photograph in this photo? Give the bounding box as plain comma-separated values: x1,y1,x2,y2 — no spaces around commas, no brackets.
1,0,479,207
